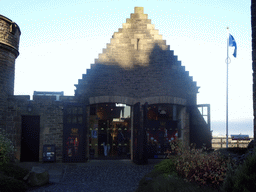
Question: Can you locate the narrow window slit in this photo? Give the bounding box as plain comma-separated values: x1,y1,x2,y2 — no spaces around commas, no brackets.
137,38,140,50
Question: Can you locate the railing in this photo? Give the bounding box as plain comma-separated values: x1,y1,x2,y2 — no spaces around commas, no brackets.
212,137,254,149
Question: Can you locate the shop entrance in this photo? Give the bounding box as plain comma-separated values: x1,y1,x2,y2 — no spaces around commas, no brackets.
145,104,181,158
89,103,131,159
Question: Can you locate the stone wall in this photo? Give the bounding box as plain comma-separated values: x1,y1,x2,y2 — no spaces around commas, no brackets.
178,106,190,148
75,7,198,106
6,95,75,162
0,15,21,50
0,15,20,129
188,106,212,149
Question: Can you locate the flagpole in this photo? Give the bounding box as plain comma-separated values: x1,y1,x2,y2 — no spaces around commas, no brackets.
226,27,230,148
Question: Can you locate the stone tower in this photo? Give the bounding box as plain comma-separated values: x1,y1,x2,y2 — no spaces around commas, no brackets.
0,15,21,129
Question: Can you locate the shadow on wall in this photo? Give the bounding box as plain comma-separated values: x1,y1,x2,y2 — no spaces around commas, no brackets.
188,106,212,149
75,43,198,103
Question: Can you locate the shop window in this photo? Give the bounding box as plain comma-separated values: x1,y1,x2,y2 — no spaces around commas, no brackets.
67,116,72,124
67,108,72,114
78,116,83,124
72,116,77,124
78,107,83,114
72,107,77,114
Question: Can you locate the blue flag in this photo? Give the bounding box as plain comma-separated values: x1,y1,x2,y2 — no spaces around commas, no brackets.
229,34,237,58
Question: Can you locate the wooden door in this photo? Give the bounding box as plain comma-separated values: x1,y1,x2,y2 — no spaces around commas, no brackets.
20,116,40,162
63,104,87,162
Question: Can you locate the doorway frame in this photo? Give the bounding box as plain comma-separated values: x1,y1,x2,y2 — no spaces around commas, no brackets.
20,115,40,162
88,102,132,159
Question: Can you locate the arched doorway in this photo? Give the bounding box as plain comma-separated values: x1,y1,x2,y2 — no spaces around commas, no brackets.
89,103,131,159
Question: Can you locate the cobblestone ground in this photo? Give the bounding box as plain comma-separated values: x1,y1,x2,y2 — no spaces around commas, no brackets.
24,159,163,192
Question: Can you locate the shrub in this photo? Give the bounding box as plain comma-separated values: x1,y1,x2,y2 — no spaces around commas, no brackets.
0,163,30,192
222,148,256,192
0,163,30,180
153,158,176,175
169,141,230,190
0,173,28,192
0,128,16,166
137,170,218,192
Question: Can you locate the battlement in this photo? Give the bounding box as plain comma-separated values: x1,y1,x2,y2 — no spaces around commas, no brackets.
0,14,21,57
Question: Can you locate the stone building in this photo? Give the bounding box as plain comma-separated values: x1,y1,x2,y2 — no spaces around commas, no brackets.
0,7,212,164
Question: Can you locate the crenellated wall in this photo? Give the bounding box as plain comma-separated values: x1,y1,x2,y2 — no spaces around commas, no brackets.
6,95,75,162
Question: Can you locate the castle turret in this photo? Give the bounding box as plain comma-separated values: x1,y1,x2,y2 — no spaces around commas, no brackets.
0,15,21,128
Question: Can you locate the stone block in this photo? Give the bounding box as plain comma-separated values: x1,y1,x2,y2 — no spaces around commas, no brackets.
24,166,49,187
134,7,144,14
146,24,155,30
123,23,131,29
153,34,162,40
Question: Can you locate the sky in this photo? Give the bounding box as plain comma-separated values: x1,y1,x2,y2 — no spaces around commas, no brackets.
1,0,253,137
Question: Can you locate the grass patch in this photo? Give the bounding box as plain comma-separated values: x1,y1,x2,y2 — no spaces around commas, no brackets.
153,158,176,175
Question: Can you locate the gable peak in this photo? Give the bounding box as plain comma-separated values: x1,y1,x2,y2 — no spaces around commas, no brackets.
134,7,144,14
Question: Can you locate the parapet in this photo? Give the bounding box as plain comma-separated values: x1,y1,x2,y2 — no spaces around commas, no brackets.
0,14,21,57
33,91,75,102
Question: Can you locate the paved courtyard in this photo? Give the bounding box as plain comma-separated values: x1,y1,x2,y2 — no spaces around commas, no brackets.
17,159,163,192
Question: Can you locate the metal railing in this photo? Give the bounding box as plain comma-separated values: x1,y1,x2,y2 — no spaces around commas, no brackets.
212,136,253,149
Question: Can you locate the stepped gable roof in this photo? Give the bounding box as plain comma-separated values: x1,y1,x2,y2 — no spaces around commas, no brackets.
75,7,199,103
95,6,169,68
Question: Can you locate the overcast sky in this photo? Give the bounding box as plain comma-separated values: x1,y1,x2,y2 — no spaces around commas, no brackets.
1,0,253,137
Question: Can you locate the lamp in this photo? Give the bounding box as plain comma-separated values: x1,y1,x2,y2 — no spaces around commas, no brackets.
27,102,33,112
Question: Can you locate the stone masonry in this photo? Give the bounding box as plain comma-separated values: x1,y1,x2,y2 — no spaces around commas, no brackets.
75,7,198,106
0,7,212,162
6,95,75,162
0,15,21,129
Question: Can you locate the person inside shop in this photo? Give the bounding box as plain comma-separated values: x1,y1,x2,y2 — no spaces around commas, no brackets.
117,130,125,156
103,142,110,156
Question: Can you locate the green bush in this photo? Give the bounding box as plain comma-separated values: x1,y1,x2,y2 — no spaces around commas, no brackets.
153,158,176,175
136,170,218,192
0,163,30,192
0,128,16,166
222,148,256,192
0,173,28,192
0,163,30,180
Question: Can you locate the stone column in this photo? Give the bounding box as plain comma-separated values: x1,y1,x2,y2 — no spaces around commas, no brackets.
130,105,134,161
86,105,90,160
179,106,190,148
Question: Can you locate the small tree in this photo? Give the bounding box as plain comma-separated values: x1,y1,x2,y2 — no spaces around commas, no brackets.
0,128,16,166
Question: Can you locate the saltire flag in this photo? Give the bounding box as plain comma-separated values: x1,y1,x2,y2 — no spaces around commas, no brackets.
229,34,237,58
